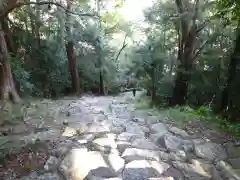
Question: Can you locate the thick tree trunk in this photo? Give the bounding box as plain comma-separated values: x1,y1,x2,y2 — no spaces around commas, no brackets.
0,60,21,103
170,0,204,106
2,19,20,94
170,28,196,106
65,0,80,94
170,69,189,106
0,23,21,103
170,40,192,106
66,41,80,94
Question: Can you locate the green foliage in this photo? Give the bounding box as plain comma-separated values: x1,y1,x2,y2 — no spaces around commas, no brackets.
101,11,125,34
124,0,240,137
135,95,152,110
4,0,240,138
135,96,240,138
11,57,34,95
186,106,240,138
7,0,127,98
126,26,175,104
216,0,240,23
126,0,235,107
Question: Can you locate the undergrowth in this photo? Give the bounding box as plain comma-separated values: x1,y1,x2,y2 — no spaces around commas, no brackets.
135,96,240,139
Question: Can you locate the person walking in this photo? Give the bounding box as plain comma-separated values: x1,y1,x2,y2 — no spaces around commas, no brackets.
132,88,136,97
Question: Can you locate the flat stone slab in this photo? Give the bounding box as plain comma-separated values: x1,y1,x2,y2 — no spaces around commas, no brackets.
117,132,143,142
87,124,111,134
59,150,118,180
169,126,189,138
131,138,159,150
125,122,145,136
157,134,183,152
121,148,161,162
150,123,168,134
173,159,214,180
123,160,170,180
215,160,240,180
193,142,227,162
93,136,117,149
116,140,132,153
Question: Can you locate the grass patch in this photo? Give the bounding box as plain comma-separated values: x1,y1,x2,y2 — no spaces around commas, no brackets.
135,96,152,110
135,96,240,139
159,107,200,123
0,97,66,127
189,106,240,138
135,95,199,123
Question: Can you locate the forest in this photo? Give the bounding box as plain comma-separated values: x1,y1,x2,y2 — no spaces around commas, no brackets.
0,0,240,135
1,0,240,179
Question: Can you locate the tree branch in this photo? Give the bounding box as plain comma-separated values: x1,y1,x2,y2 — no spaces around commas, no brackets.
115,34,128,62
196,20,210,34
192,0,200,25
1,0,99,18
175,0,184,14
192,40,208,61
175,0,188,45
190,0,200,35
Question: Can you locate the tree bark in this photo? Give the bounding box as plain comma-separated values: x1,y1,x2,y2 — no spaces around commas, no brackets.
3,19,21,94
170,0,202,106
170,68,190,106
99,70,104,95
170,43,194,106
65,0,80,94
0,22,21,103
66,41,80,94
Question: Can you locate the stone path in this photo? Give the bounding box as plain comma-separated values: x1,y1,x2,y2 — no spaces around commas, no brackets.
20,92,240,180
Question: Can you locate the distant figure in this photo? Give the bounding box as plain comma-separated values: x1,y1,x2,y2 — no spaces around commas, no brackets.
132,88,136,97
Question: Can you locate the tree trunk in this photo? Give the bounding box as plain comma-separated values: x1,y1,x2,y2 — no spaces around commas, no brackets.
170,27,196,106
170,69,189,106
170,29,194,106
96,0,104,95
170,0,204,106
66,41,80,94
65,0,80,94
2,19,21,94
151,64,156,105
219,27,240,111
99,70,104,95
0,23,21,103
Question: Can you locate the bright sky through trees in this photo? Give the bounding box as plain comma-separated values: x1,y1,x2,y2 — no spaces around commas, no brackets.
120,0,154,21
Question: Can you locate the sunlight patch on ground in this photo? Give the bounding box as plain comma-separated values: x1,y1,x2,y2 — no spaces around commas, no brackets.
62,127,77,137
70,149,112,179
